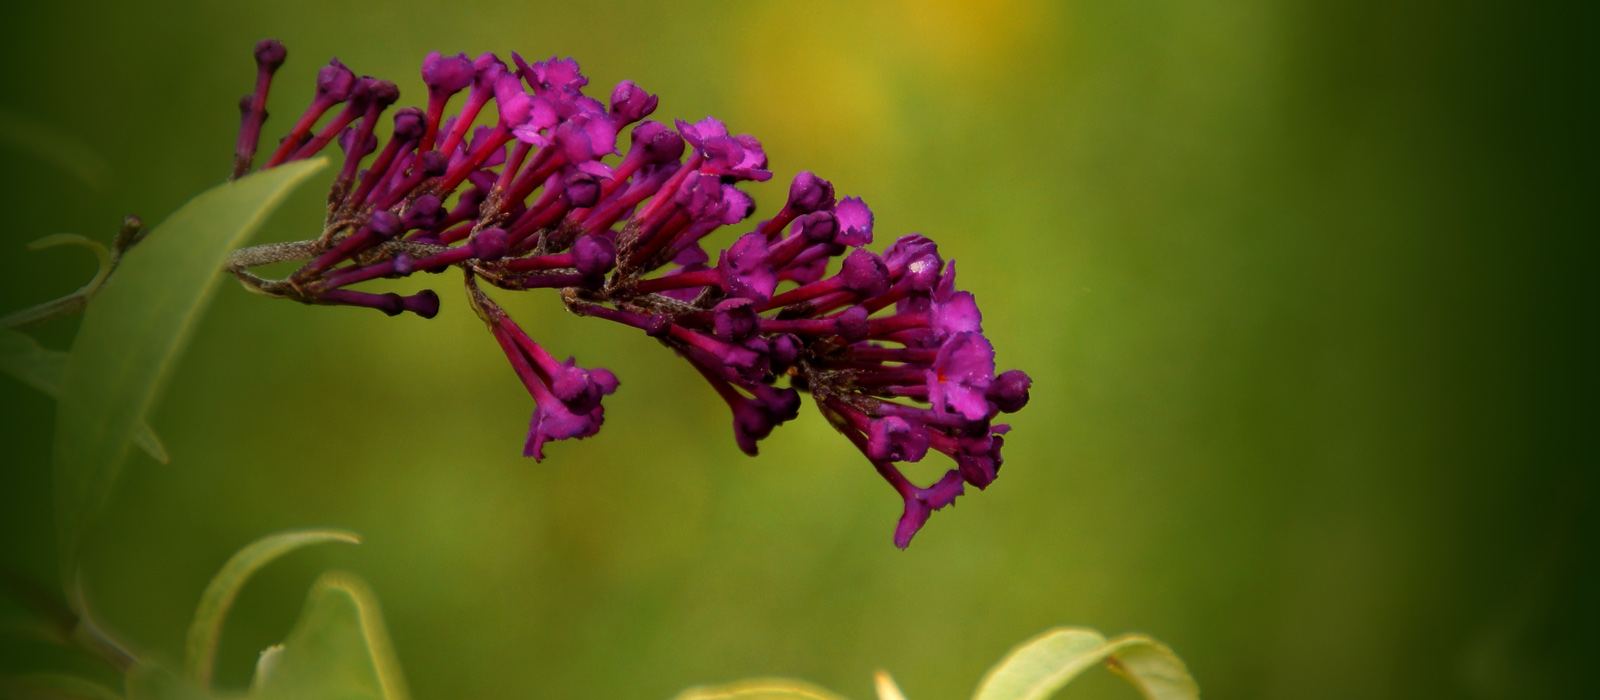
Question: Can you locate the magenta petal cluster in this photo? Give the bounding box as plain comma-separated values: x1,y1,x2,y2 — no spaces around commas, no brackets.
231,41,1031,548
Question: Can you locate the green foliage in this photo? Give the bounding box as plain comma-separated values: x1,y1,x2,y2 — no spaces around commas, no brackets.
670,627,1198,700
184,530,360,688
972,628,1198,700
673,679,853,700
248,572,410,700
49,158,326,581
0,329,166,465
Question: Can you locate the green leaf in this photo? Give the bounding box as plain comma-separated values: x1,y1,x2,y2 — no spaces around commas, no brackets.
1,328,68,397
672,679,852,700
0,673,124,700
971,628,1198,700
184,529,361,689
1,329,166,465
125,666,214,700
51,158,327,580
249,572,409,700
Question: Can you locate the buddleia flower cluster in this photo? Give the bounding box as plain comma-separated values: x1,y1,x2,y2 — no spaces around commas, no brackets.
226,40,1031,548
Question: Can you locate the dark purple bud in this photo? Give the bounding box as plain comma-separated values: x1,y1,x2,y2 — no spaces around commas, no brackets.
989,369,1032,413
793,211,839,243
770,334,802,368
572,235,616,277
369,210,402,239
422,51,474,96
254,39,287,71
564,166,605,208
885,234,941,272
402,290,440,319
369,79,400,107
392,252,415,276
609,80,658,125
867,416,930,463
402,194,443,230
836,305,870,342
392,107,426,141
841,248,890,297
902,254,942,292
629,121,685,165
787,171,835,213
473,228,509,261
712,298,758,341
316,59,358,102
419,149,449,176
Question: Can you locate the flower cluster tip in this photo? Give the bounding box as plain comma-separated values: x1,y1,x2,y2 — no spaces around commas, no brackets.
228,40,1031,548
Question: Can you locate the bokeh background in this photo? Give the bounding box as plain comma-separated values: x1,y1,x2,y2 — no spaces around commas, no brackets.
0,1,1591,699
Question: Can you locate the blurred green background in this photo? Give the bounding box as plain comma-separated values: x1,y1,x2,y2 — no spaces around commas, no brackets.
0,1,1591,698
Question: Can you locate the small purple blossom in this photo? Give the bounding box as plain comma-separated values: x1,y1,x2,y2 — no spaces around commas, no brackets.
229,40,1031,548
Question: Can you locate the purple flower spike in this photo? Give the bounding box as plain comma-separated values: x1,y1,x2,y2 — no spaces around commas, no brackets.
989,370,1033,413
840,248,891,298
233,40,288,178
868,416,930,463
422,51,474,96
609,80,658,126
716,232,778,303
893,469,965,549
712,298,759,341
928,331,996,421
231,40,1030,548
316,59,358,102
255,39,287,70
835,196,874,246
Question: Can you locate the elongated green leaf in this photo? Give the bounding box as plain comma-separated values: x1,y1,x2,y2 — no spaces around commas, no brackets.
972,628,1198,700
2,329,166,464
672,679,852,700
250,572,409,700
184,529,361,688
0,673,124,700
52,159,327,580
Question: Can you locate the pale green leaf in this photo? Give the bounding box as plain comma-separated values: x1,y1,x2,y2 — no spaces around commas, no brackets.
1,328,67,397
184,529,360,688
1,329,166,465
249,572,409,700
125,666,213,700
672,679,852,700
52,158,327,580
0,673,124,700
971,628,1199,700
873,671,907,700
